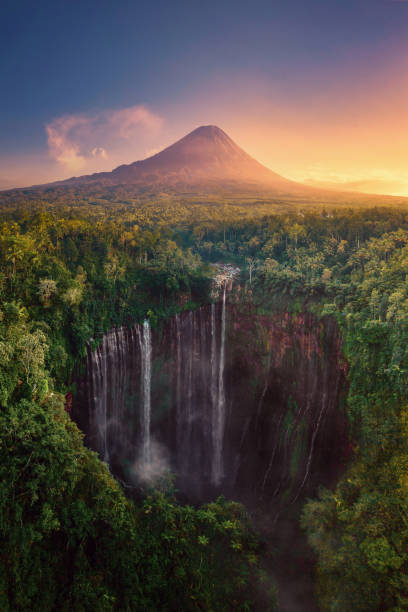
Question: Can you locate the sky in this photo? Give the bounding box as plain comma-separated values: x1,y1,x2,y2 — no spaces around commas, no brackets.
1,0,408,195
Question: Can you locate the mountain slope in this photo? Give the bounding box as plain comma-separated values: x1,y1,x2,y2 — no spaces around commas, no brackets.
52,125,309,194
4,126,408,206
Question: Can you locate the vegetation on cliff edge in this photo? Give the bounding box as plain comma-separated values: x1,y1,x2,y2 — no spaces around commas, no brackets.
2,199,408,609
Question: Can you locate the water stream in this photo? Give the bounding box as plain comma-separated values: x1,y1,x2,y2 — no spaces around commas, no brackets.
212,283,226,485
139,319,152,471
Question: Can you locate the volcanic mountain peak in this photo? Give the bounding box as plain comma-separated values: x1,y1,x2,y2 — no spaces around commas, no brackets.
169,124,245,154
189,124,226,135
5,124,407,205
115,124,247,172
56,124,297,192
113,123,265,173
179,124,230,141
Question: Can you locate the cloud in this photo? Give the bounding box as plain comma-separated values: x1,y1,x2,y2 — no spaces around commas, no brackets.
108,106,163,139
91,146,108,159
45,105,163,174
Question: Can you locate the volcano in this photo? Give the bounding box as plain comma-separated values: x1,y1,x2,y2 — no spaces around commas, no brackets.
51,125,311,195
11,125,408,204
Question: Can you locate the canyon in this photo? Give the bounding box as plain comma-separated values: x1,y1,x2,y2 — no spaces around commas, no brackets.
73,287,350,609
74,288,349,508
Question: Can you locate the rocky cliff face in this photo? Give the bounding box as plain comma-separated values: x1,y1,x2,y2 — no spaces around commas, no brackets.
74,297,349,517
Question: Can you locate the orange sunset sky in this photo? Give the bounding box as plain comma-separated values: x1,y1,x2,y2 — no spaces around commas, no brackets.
2,1,408,195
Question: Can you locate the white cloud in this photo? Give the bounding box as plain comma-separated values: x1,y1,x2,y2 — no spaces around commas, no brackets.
45,104,163,174
91,146,108,159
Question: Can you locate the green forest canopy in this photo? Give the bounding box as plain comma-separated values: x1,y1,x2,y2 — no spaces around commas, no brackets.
1,196,408,610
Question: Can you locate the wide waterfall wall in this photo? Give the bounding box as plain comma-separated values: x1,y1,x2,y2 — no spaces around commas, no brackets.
74,299,349,511
222,305,348,511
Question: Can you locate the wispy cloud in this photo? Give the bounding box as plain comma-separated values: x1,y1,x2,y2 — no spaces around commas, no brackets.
45,105,163,174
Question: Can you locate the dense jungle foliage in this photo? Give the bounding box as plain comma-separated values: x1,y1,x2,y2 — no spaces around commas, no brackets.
217,208,408,611
1,197,408,610
0,205,274,610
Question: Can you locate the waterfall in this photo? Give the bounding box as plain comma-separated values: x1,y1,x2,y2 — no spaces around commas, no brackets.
175,314,182,461
89,329,126,464
210,302,218,450
90,344,103,458
102,338,109,462
212,283,227,485
139,320,152,470
186,312,194,459
76,298,347,511
90,338,109,463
